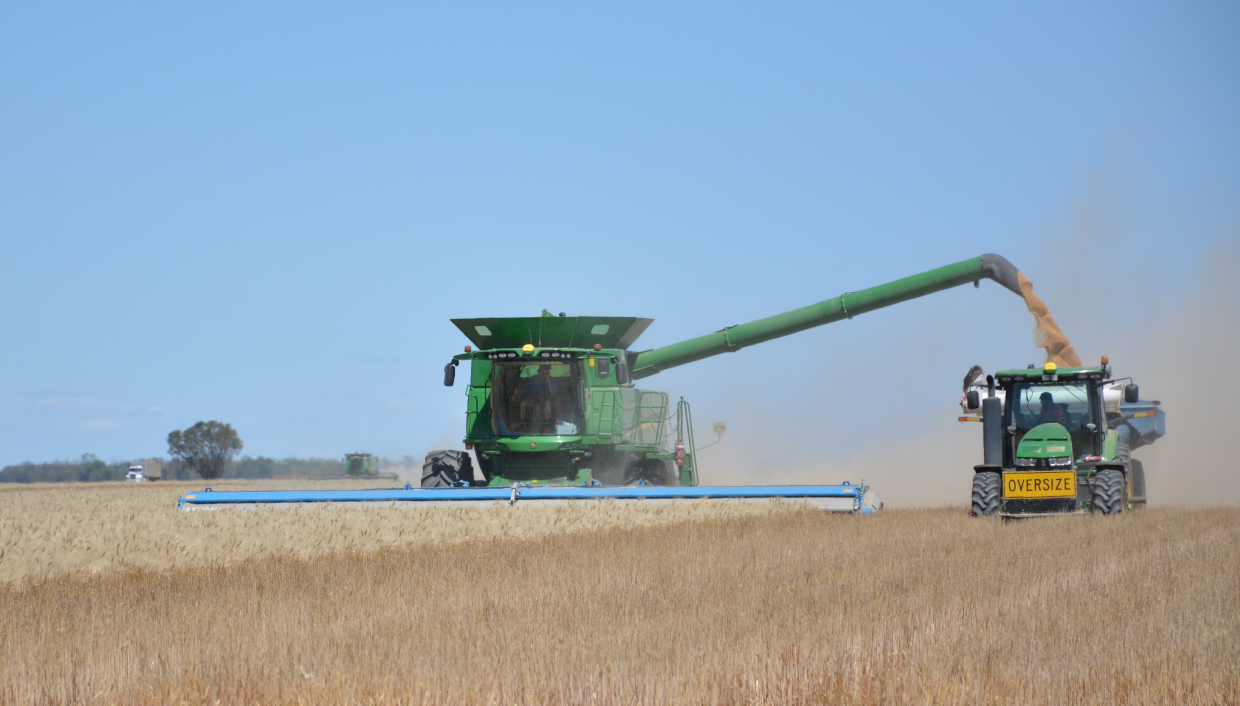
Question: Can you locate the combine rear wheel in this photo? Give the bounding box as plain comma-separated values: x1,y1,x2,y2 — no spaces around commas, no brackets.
971,472,1001,516
422,450,473,488
1091,469,1126,514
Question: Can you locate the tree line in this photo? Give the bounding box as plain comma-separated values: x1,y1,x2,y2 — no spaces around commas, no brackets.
0,454,349,484
0,420,403,483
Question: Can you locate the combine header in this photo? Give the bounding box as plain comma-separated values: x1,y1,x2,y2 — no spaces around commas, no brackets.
180,254,1027,512
179,483,880,512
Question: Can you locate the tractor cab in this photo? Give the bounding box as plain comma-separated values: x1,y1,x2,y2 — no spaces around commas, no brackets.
1003,374,1102,467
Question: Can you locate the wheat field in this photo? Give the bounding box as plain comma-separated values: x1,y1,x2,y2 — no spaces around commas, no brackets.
0,482,1237,705
0,480,797,586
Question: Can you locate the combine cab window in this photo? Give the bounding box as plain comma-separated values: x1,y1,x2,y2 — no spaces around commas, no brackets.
1007,381,1097,455
492,360,582,436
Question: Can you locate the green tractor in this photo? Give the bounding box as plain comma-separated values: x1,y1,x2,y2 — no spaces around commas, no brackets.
961,358,1166,517
422,254,1029,489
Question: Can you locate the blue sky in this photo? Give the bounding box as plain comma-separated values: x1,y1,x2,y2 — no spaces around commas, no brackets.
2,2,1237,474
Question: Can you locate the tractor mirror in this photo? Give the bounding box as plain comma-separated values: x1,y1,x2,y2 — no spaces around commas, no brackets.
443,363,456,387
965,390,980,410
1123,383,1139,404
616,360,630,385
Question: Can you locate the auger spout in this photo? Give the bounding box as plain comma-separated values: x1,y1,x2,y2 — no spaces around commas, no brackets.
630,254,1022,379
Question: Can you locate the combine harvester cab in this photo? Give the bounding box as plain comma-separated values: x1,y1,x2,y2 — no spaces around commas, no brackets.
962,358,1166,517
181,254,1029,513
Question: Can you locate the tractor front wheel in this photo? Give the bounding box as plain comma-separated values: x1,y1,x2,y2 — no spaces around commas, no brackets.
971,472,1001,516
1091,469,1126,514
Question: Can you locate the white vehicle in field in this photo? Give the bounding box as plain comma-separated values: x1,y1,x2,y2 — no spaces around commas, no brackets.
126,460,162,482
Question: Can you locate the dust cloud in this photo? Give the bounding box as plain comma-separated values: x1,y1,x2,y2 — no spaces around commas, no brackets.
1017,271,1083,367
701,418,981,508
1129,238,1240,506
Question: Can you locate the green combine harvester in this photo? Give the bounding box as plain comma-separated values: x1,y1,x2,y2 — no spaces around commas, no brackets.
425,254,1026,489
344,452,379,476
960,358,1166,517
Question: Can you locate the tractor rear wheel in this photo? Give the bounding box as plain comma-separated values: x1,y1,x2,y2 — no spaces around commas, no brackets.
1091,469,1126,514
971,472,1001,516
422,450,471,488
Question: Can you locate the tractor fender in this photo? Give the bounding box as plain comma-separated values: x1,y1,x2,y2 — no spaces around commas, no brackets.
972,464,1004,474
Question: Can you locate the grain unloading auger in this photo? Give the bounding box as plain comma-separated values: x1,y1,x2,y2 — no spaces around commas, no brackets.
180,254,1025,512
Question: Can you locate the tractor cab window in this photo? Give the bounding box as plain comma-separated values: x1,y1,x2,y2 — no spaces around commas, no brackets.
492,360,582,436
1007,381,1097,454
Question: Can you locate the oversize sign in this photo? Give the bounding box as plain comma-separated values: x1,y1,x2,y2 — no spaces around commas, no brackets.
1002,471,1075,499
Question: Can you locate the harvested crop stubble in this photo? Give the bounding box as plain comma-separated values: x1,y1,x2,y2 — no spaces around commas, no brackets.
0,480,802,585
1,503,1237,705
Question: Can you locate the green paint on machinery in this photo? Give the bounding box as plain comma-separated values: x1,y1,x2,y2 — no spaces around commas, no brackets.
344,452,379,477
423,254,1026,489
960,360,1166,518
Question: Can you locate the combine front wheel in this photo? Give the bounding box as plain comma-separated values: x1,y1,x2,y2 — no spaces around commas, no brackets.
971,472,1001,516
422,450,473,488
1091,469,1126,515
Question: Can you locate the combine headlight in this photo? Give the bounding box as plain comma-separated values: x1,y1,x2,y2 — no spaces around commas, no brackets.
1049,456,1072,467
1015,457,1038,467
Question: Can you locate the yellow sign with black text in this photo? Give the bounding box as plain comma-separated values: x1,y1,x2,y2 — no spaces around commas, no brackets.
1002,471,1076,499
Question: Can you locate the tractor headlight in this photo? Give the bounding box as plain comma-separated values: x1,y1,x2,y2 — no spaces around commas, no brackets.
1015,457,1037,467
1049,456,1072,467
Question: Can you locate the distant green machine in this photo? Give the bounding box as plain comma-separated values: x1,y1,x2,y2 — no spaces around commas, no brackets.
425,254,1026,488
344,452,378,477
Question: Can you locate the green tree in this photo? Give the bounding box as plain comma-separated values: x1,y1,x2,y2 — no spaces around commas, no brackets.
167,421,243,480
